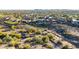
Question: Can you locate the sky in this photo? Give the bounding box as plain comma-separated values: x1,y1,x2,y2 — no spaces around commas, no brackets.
0,0,79,10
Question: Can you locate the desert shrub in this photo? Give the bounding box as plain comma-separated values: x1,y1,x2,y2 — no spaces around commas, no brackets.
42,31,48,35
45,43,53,49
24,38,32,42
24,44,31,49
0,14,5,19
35,29,42,34
28,28,37,33
26,34,30,38
3,35,13,42
48,33,60,43
4,21,18,25
9,32,15,37
11,25,17,30
14,37,21,42
0,26,3,29
57,40,62,45
10,33,21,39
33,35,43,44
15,34,21,39
47,33,54,39
62,45,69,49
18,44,24,49
42,36,49,43
9,39,19,47
0,39,3,45
0,32,6,39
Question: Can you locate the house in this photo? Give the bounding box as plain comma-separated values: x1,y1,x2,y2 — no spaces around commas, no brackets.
24,15,30,20
57,18,66,24
44,16,49,19
22,15,31,23
44,16,55,22
71,19,79,26
35,20,44,25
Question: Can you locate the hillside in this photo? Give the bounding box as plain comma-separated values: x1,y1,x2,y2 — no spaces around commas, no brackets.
0,10,79,49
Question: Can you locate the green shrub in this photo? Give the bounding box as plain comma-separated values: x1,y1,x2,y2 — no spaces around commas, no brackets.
28,28,37,33
0,32,6,39
0,26,3,29
47,33,54,39
3,35,13,42
34,35,43,44
42,31,48,35
11,25,17,30
0,15,5,19
24,44,31,49
18,44,24,49
26,34,30,38
9,39,19,47
35,29,42,34
46,43,53,49
62,45,69,49
15,34,21,39
57,40,62,45
42,36,49,43
4,21,18,25
0,39,3,45
24,38,32,42
10,33,21,39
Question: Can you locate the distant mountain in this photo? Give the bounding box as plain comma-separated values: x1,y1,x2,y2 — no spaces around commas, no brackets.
0,9,79,14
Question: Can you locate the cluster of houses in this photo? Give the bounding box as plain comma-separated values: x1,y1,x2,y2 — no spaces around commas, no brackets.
33,16,57,25
22,14,79,27
1,14,79,27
